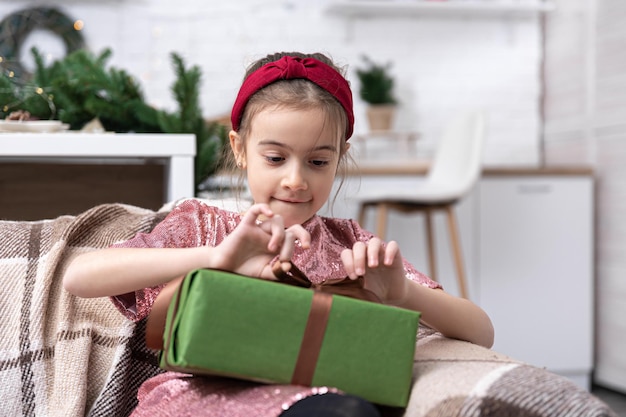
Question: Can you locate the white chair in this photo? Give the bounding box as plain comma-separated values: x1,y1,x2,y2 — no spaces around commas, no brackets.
357,111,486,299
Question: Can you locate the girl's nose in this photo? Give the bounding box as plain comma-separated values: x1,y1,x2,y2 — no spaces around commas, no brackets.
281,164,308,191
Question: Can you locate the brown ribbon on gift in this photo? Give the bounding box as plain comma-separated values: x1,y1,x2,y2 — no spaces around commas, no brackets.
270,262,381,386
291,290,333,386
270,261,381,303
145,263,381,386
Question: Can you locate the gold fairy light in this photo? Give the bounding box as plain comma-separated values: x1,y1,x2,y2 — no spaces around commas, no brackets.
74,20,84,31
36,87,44,95
8,71,14,77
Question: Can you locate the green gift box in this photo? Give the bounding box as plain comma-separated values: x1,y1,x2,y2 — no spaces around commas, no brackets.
160,269,420,407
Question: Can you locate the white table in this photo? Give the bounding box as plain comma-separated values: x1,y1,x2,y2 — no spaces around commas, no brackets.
0,133,196,202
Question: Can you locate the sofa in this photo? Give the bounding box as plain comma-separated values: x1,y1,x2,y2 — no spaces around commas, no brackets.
0,201,616,416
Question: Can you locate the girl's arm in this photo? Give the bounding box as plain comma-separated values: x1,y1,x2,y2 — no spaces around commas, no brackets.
63,204,311,298
393,281,494,349
63,246,216,298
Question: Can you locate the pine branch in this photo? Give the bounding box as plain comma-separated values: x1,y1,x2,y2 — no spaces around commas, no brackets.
156,52,227,188
0,47,227,191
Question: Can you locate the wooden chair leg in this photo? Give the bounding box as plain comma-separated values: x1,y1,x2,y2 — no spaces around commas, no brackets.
424,208,437,282
376,203,388,239
358,203,367,227
445,205,469,299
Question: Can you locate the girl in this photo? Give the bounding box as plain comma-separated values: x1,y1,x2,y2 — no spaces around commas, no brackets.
63,52,494,417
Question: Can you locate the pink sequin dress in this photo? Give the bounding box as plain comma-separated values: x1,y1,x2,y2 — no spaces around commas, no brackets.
111,199,440,417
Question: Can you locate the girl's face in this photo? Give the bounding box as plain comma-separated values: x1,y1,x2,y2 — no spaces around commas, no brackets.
230,106,342,227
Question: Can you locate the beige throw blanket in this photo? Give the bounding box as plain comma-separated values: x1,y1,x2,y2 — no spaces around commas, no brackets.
0,201,617,417
0,203,167,417
408,327,615,417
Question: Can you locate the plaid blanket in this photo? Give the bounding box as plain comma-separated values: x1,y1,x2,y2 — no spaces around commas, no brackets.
0,201,617,417
0,204,167,417
408,327,616,417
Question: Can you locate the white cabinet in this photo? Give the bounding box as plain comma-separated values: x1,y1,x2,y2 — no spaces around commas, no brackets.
478,176,594,389
322,171,594,389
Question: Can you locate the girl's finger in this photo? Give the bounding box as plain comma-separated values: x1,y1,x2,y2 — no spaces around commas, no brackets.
367,238,383,268
384,240,400,265
286,224,311,249
266,214,286,252
241,203,273,226
341,248,358,280
278,230,295,262
352,241,367,276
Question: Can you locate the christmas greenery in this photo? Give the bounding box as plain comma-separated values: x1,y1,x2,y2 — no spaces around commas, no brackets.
0,48,227,191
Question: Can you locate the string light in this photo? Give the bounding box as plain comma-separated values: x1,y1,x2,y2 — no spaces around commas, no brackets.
152,26,163,38
0,77,57,118
0,9,85,119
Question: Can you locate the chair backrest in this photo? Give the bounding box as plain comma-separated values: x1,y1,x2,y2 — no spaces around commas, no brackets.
426,111,486,199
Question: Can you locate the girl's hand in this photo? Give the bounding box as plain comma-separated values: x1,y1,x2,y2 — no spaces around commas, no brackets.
341,240,494,348
210,204,311,279
341,238,408,305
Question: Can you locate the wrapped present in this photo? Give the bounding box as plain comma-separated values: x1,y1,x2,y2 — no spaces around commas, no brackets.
155,268,420,407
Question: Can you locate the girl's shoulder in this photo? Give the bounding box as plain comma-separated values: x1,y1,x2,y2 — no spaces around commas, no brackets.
166,198,246,223
170,197,245,215
125,199,243,249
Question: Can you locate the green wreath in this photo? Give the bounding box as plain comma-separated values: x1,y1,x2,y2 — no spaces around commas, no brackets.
0,7,85,78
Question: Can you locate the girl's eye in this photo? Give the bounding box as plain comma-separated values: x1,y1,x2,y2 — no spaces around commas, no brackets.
311,160,330,167
265,155,284,164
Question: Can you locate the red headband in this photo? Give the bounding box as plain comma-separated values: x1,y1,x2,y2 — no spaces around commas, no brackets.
231,56,354,140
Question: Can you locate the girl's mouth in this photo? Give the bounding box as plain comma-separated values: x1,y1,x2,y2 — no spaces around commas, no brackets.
274,197,308,204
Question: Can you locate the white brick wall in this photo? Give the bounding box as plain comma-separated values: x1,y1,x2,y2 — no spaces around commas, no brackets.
543,0,626,392
0,0,543,165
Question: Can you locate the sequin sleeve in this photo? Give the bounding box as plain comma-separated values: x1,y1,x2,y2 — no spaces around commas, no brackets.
109,199,241,321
